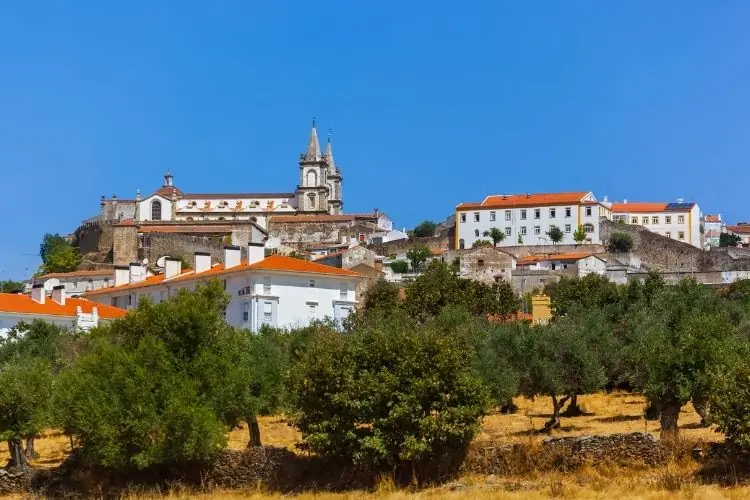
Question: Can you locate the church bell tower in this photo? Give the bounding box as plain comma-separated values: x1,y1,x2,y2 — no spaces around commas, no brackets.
296,120,331,213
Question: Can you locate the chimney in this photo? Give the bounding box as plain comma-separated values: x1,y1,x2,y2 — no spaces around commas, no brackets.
248,242,265,265
603,195,609,202
31,284,45,304
115,265,129,287
129,262,145,283
224,245,241,269
194,251,212,274
164,257,182,279
623,199,628,204
526,193,530,198
51,285,66,306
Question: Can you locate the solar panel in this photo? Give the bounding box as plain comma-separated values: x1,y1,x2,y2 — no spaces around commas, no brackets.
666,202,694,210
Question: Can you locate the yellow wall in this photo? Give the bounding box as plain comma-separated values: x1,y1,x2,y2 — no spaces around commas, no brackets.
531,294,552,325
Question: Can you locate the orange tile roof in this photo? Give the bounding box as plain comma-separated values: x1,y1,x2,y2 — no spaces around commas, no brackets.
704,215,721,223
35,269,113,280
84,255,359,297
517,252,603,266
0,293,126,319
726,225,750,234
457,192,592,210
269,215,357,223
430,248,448,256
488,311,533,323
609,202,668,213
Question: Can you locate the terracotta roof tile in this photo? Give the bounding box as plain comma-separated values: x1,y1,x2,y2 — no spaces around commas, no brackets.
727,225,750,234
35,269,113,280
184,193,295,199
457,192,592,210
609,202,668,213
704,215,721,223
0,293,126,319
517,252,603,266
270,215,357,223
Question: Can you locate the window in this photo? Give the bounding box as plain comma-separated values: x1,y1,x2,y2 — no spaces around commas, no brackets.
477,259,485,267
340,283,348,300
678,215,685,224
263,277,271,294
520,209,527,220
307,303,316,316
505,227,511,236
474,229,480,237
642,217,649,225
104,278,109,287
585,206,592,217
128,295,132,306
473,212,480,222
549,208,556,218
151,200,162,221
565,224,571,233
459,239,465,249
665,216,672,224
505,210,511,221
87,279,93,291
565,207,572,218
583,223,595,233
359,233,366,242
631,216,638,224
678,231,685,240
665,232,672,238
223,279,227,290
489,211,496,222
534,226,541,235
460,213,466,223
520,226,527,235
309,279,316,288
652,216,659,224
263,301,273,323
534,209,541,219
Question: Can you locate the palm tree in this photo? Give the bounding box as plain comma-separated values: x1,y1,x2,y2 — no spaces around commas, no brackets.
483,227,506,247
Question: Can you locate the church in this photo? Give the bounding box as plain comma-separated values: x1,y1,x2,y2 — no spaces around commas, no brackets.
99,122,344,229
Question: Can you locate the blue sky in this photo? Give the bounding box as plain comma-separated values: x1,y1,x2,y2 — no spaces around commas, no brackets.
2,2,749,280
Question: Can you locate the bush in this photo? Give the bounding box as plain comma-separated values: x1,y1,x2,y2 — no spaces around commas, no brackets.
413,221,438,238
389,260,409,274
288,311,488,475
608,232,634,253
711,345,750,453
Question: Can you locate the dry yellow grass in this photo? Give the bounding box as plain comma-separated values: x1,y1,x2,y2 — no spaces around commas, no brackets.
0,392,736,499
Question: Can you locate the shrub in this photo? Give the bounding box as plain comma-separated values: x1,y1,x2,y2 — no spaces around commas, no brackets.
608,232,634,253
412,220,438,238
288,312,488,475
389,260,409,274
711,346,750,453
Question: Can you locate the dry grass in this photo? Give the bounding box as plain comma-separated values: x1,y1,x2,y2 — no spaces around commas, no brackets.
0,392,736,499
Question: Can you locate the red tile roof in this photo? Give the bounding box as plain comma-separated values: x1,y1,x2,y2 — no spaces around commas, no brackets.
458,192,592,210
517,252,603,266
0,294,126,319
704,215,721,223
269,215,357,223
727,225,750,234
184,193,295,199
609,202,669,213
84,255,359,297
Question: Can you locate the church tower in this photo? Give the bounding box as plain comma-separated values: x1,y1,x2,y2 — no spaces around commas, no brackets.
323,130,343,215
296,120,332,213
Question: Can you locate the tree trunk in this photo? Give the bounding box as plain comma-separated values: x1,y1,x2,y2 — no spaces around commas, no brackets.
544,395,570,432
660,401,681,440
24,436,37,460
246,415,262,447
562,394,584,417
692,393,712,427
6,438,27,468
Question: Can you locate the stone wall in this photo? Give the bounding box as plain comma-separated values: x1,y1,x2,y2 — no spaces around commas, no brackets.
141,234,229,267
268,221,344,246
500,243,605,259
445,247,515,284
370,235,450,258
112,225,138,265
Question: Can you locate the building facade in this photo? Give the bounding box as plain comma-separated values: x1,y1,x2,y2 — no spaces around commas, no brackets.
0,287,125,336
83,245,360,331
455,192,607,250
32,269,115,297
516,252,607,277
607,201,701,248
99,123,345,228
702,214,723,249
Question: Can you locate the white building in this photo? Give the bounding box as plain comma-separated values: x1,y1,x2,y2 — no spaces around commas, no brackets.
455,192,608,249
83,244,361,331
516,252,607,277
702,214,723,249
607,201,701,248
726,224,750,246
99,123,345,228
0,286,125,336
32,269,116,297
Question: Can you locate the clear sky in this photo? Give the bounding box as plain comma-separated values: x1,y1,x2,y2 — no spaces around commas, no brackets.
2,2,749,280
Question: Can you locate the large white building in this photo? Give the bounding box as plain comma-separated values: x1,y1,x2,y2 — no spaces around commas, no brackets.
455,192,608,249
99,122,345,229
0,287,125,336
83,244,361,331
607,201,701,248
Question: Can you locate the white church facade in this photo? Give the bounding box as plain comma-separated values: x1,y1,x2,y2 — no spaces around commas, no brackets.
99,122,344,228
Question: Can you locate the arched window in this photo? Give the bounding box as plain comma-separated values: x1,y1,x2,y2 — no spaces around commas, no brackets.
474,229,480,237
151,200,162,221
459,239,465,249
306,169,318,187
583,223,595,233
186,216,194,221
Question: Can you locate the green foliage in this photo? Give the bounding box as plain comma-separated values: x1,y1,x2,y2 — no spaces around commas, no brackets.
0,280,25,293
545,274,621,318
572,225,586,244
403,261,519,323
361,279,401,316
710,344,750,453
56,281,282,468
472,239,493,248
608,232,634,253
406,245,431,272
389,260,409,274
39,233,82,274
546,226,563,245
483,227,506,246
722,279,750,303
720,233,741,247
288,311,488,471
412,220,438,238
517,234,523,244
0,357,54,444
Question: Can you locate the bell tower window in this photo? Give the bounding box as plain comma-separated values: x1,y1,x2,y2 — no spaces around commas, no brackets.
307,193,316,210
306,169,318,187
151,200,162,221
